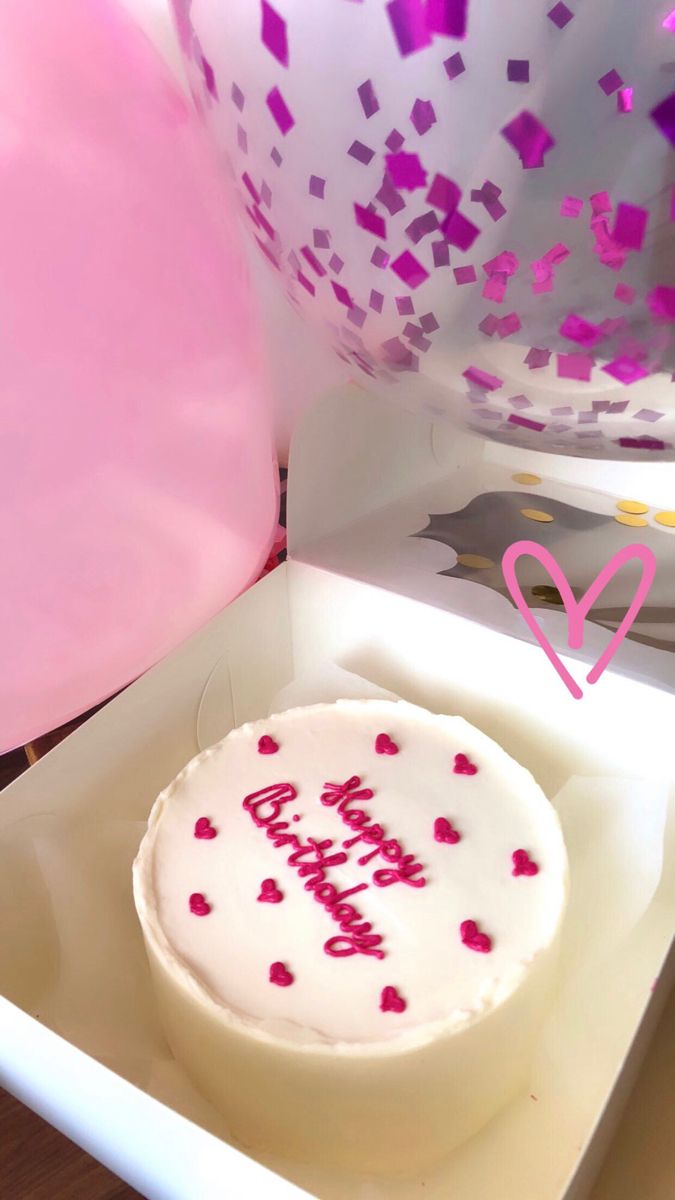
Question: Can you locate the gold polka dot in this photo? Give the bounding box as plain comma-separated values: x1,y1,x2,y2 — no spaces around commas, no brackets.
655,511,675,528
616,500,649,515
457,553,495,570
520,508,554,523
512,472,542,486
532,585,564,605
614,513,648,528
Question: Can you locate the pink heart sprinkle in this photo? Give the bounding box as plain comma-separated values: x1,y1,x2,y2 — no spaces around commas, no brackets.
258,878,283,903
258,735,279,755
454,752,478,775
460,919,492,953
194,816,217,840
189,892,211,917
512,849,539,877
434,817,461,844
269,961,294,987
375,732,399,755
380,985,407,1013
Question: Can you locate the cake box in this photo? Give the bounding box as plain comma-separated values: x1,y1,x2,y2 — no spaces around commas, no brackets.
0,367,674,1200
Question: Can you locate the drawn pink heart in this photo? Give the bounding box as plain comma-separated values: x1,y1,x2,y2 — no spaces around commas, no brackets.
454,752,478,776
380,985,407,1013
189,892,211,917
512,849,539,877
269,961,294,987
460,919,492,953
194,816,217,840
258,877,283,903
434,816,461,844
502,540,656,700
375,732,399,755
258,735,279,754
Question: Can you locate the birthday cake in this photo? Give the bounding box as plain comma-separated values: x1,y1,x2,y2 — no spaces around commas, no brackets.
133,699,568,1173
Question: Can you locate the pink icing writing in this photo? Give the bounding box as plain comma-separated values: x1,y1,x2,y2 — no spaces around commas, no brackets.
194,816,217,840
375,732,399,755
258,878,283,903
189,892,211,916
512,849,539,877
460,919,492,953
243,782,386,959
454,752,478,775
258,735,279,754
269,961,294,986
434,816,461,844
321,775,426,889
380,985,407,1013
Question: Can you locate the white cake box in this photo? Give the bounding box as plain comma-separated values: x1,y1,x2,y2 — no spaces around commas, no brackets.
1,383,674,1200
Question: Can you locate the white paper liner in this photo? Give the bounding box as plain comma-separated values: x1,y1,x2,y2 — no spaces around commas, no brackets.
0,662,668,1200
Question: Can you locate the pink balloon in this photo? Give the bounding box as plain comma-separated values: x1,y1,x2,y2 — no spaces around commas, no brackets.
0,0,276,752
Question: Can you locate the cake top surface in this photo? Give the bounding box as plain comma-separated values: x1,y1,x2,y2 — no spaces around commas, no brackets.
134,699,568,1047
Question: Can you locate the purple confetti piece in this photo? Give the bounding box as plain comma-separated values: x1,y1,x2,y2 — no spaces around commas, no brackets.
391,250,430,288
560,195,583,217
270,147,282,167
237,125,248,154
614,282,636,304
525,347,551,369
442,209,480,250
255,237,280,269
382,336,415,366
646,285,675,321
260,180,271,208
651,91,675,145
479,314,499,337
559,313,603,348
510,394,533,409
266,87,295,135
297,271,316,296
371,246,391,268
463,366,502,391
377,174,406,217
444,52,465,80
254,206,275,240
348,140,375,165
406,210,438,243
602,357,650,385
301,245,327,277
231,82,245,111
557,353,594,381
242,172,260,204
396,295,415,315
200,57,218,99
411,99,437,135
507,59,530,83
309,175,326,198
547,3,573,29
369,289,384,312
578,410,597,425
617,87,633,113
313,228,330,249
427,173,461,213
508,414,545,431
497,312,522,338
348,305,367,329
420,311,440,332
385,152,427,192
329,253,344,274
386,0,432,56
633,408,664,422
454,265,476,284
598,69,624,96
432,239,450,266
427,0,468,39
385,129,405,152
551,405,574,416
261,1,289,68
501,110,555,168
358,80,380,119
355,203,388,239
613,202,648,251
332,281,354,307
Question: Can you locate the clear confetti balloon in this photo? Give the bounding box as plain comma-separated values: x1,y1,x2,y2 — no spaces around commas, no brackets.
174,0,675,458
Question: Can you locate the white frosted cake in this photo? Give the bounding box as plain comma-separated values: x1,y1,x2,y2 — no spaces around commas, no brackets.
133,699,568,1173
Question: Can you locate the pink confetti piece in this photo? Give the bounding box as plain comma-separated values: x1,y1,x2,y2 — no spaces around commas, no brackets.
266,86,294,135
560,195,583,217
391,250,429,288
386,0,432,56
296,270,315,296
231,82,245,111
547,2,573,29
507,59,530,83
525,347,551,369
590,191,612,216
617,86,633,113
508,413,545,431
614,282,636,304
613,202,648,251
371,245,390,268
442,209,480,250
663,9,675,30
354,203,388,238
501,110,555,169
559,313,604,348
427,0,468,38
463,366,502,390
482,273,507,303
650,91,675,145
497,312,522,338
385,151,427,191
332,281,354,307
369,289,384,312
261,1,289,68
544,242,570,265
348,140,375,165
242,172,260,204
478,314,499,337
671,187,675,221
308,175,325,198
432,239,450,266
411,98,437,135
200,56,218,99
454,264,476,284
427,173,461,213
444,52,465,80
602,357,650,385
598,69,624,96
484,250,519,276
301,245,326,277
357,79,380,119
557,353,594,381
646,285,675,321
